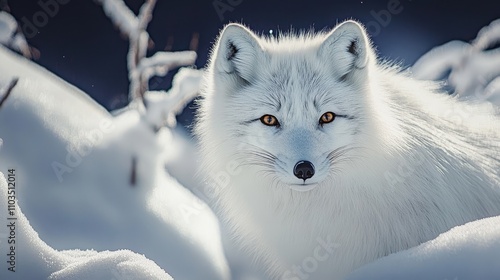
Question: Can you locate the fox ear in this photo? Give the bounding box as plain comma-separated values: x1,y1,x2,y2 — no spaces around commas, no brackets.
319,20,371,79
212,23,264,86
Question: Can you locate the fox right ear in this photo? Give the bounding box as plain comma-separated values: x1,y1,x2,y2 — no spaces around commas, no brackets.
319,20,371,80
211,24,264,86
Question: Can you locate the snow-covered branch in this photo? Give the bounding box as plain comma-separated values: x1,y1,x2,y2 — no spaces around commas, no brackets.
95,0,139,38
96,0,156,103
412,18,500,105
135,51,197,85
96,0,198,114
412,41,471,81
0,11,33,58
137,0,156,32
144,68,202,130
473,19,500,51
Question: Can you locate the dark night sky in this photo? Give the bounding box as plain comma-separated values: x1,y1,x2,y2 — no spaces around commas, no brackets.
4,1,500,125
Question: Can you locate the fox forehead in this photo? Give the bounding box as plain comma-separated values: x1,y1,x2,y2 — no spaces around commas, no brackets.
242,54,353,117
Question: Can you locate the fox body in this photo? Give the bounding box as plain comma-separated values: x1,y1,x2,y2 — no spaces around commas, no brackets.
196,21,500,279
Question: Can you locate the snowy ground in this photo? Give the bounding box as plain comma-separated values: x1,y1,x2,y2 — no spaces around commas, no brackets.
0,13,500,280
0,172,173,280
347,216,500,280
0,44,229,280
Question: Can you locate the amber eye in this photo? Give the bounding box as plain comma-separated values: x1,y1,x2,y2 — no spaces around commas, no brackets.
260,114,280,126
319,112,336,125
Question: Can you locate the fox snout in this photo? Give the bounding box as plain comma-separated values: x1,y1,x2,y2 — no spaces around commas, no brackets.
293,160,315,181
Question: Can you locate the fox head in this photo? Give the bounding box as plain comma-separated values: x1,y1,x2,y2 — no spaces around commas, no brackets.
198,21,384,192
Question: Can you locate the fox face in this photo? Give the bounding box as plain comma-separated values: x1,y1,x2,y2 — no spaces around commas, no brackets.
202,21,375,191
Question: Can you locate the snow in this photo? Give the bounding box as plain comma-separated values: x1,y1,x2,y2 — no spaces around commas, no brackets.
95,0,196,105
144,67,203,128
411,40,470,81
1,4,499,278
473,19,500,51
135,51,197,86
0,172,173,280
0,11,32,58
412,18,500,105
0,44,229,280
346,215,500,280
0,11,17,43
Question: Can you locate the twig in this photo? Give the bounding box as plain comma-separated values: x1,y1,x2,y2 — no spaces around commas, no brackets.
130,155,137,186
189,32,199,52
128,0,157,106
0,77,18,109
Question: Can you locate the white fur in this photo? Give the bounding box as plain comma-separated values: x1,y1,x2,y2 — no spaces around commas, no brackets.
196,20,500,279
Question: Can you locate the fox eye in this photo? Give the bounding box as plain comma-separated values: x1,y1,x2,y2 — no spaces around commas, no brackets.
260,114,280,127
319,112,336,125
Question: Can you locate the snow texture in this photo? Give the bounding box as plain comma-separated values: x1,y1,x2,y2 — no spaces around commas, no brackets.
0,11,31,58
412,19,500,105
0,172,173,280
0,44,229,280
346,215,500,280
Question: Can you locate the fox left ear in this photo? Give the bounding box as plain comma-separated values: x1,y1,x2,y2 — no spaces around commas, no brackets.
319,20,371,79
211,23,265,87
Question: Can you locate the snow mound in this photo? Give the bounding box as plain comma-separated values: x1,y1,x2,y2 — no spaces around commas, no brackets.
346,215,500,280
0,172,172,280
49,250,172,280
0,44,229,280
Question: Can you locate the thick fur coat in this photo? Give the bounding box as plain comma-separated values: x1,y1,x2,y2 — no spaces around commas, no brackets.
196,21,500,279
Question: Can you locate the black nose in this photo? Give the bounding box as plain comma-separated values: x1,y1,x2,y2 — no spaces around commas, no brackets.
293,160,315,181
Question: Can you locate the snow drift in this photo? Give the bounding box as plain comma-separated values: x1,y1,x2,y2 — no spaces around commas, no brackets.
0,172,173,280
0,44,229,280
346,215,500,280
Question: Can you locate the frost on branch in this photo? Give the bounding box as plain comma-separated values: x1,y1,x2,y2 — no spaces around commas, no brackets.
135,51,197,83
96,0,199,113
96,0,203,195
144,68,202,130
412,18,500,105
0,11,33,58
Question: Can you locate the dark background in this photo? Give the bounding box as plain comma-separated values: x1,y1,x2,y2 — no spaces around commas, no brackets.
3,0,500,126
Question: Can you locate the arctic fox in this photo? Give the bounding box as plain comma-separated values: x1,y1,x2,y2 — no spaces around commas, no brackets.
196,20,500,279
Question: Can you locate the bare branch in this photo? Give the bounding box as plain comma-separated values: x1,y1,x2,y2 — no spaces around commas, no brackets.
0,77,18,109
189,32,199,52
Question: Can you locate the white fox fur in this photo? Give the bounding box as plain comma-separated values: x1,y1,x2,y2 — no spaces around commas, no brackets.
196,20,500,279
